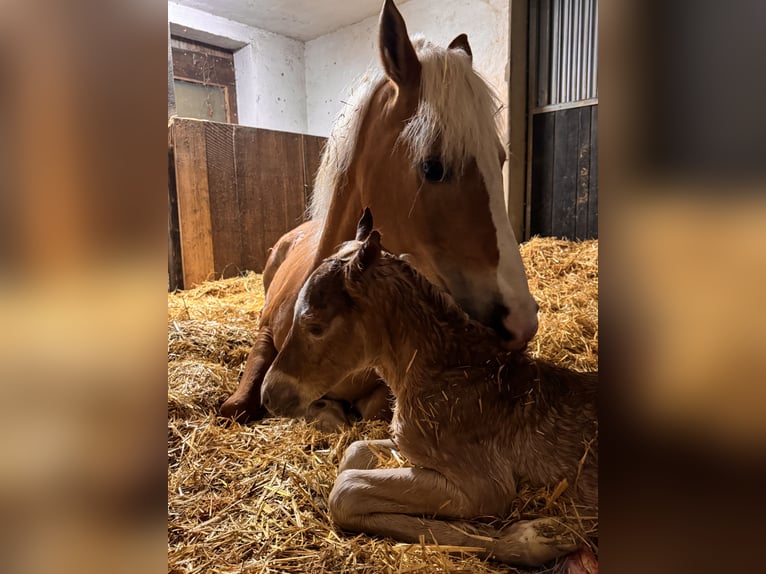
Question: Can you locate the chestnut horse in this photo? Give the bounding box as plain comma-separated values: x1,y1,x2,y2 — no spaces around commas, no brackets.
220,0,539,425
260,213,598,567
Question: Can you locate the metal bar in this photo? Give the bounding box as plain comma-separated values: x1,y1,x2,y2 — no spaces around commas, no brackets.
569,0,575,102
525,0,539,239
593,0,599,98
570,0,577,102
530,98,599,115
579,0,585,101
582,0,593,100
559,0,572,103
573,0,582,102
538,0,551,107
551,0,560,105
583,0,589,100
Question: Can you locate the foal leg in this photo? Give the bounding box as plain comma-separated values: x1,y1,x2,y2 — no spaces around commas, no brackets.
219,328,277,421
339,439,396,472
306,399,355,432
329,468,578,567
353,383,393,422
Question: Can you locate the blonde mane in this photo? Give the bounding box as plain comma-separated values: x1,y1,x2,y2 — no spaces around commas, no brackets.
309,35,504,223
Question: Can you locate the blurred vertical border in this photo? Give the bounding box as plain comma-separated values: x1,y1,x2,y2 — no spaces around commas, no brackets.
0,0,167,573
601,0,766,572
1,0,765,573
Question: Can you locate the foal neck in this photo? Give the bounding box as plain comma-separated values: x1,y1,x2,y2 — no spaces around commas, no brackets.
367,257,506,390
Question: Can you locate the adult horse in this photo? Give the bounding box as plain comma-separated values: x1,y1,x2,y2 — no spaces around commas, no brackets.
220,0,539,424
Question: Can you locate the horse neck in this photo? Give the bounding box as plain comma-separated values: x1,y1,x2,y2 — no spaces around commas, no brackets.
311,82,396,268
312,186,362,268
365,259,504,395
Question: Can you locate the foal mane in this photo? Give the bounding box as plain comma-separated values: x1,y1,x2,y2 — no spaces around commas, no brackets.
309,35,504,223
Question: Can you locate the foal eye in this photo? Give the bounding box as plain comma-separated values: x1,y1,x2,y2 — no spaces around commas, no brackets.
420,159,448,183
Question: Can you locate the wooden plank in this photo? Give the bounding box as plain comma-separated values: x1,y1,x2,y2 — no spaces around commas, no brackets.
301,134,326,215
236,128,306,273
172,118,215,287
224,85,238,124
530,112,555,236
167,26,182,290
168,143,183,291
551,107,579,239
587,105,599,238
524,0,539,240
508,0,529,240
205,122,243,278
575,106,592,239
171,36,233,58
171,48,236,86
168,24,176,118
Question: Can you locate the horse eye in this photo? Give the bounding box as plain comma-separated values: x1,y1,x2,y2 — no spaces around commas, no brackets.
420,159,447,183
306,324,324,337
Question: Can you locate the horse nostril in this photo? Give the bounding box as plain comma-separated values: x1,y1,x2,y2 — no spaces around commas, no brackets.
489,304,513,341
488,303,538,349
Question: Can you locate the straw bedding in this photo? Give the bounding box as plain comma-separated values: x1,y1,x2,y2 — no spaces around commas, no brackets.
168,237,598,573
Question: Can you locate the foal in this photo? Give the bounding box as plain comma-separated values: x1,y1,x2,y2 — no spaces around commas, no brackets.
261,213,598,566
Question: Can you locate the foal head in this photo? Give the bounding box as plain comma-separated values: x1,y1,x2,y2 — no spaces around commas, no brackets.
310,0,538,349
261,210,410,418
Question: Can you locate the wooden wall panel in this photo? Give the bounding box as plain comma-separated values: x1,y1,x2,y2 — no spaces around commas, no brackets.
551,107,579,239
530,104,598,240
530,112,555,237
588,106,599,237
205,122,243,278
171,48,236,86
575,106,593,239
168,145,183,291
172,119,215,287
170,118,326,287
236,128,305,274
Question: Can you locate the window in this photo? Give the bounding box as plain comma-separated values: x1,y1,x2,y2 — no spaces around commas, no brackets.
171,37,238,123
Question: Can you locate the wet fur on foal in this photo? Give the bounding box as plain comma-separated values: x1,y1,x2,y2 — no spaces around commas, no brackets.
262,216,598,566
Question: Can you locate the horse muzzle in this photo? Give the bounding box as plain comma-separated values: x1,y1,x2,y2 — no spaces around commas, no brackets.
489,301,539,350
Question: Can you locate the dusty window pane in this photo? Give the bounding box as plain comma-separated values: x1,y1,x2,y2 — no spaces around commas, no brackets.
174,80,227,123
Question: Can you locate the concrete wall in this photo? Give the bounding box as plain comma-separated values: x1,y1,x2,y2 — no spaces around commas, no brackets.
305,0,509,137
168,2,307,133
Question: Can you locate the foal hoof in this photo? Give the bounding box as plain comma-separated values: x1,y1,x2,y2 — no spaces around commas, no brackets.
219,395,267,422
558,547,598,574
495,517,580,566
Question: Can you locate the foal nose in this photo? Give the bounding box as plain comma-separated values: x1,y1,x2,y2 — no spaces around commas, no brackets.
261,374,300,416
491,302,539,350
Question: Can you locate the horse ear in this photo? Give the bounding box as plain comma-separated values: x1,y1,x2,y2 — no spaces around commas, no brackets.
356,230,382,272
379,0,421,89
355,207,374,241
448,33,472,62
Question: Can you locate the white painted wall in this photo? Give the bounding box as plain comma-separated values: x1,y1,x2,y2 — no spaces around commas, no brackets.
304,0,509,137
168,2,307,133
168,1,509,142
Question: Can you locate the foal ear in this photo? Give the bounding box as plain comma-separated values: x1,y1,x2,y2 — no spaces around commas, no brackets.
356,230,382,272
448,33,473,63
355,207,374,241
379,0,421,89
